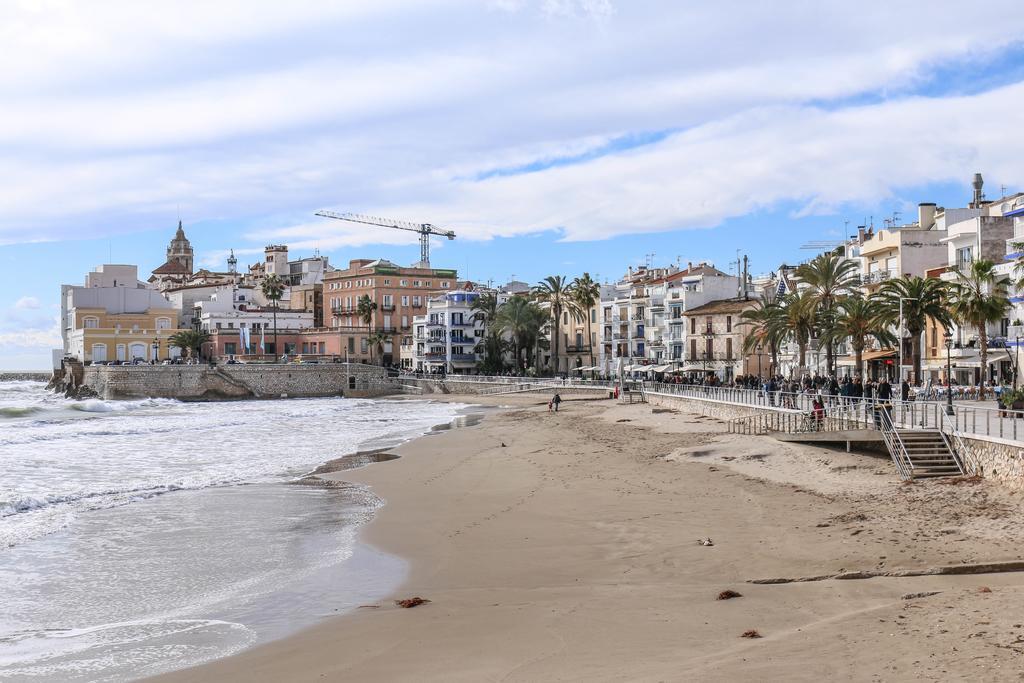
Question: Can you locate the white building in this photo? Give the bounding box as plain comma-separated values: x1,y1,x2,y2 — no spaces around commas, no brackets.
597,263,740,375
194,288,314,335
412,290,487,374
61,264,183,363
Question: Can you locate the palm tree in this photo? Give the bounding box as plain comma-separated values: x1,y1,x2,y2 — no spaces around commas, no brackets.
820,295,894,379
261,275,285,362
472,292,505,372
948,259,1010,399
496,296,546,373
740,297,785,376
876,275,951,385
794,252,859,375
776,290,818,374
571,272,601,369
356,294,377,364
367,331,390,367
168,329,211,361
533,275,580,376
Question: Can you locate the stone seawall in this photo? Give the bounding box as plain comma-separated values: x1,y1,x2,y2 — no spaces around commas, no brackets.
644,390,796,421
0,372,51,382
961,435,1024,491
82,364,394,400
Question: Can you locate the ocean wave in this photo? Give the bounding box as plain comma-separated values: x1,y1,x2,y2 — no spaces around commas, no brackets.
0,406,42,418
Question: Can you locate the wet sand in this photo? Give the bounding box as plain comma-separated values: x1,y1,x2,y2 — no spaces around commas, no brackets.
154,394,1024,682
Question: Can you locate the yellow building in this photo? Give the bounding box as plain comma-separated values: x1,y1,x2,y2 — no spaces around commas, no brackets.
62,264,187,363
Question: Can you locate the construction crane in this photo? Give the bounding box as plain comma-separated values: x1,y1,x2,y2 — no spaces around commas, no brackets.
314,210,455,268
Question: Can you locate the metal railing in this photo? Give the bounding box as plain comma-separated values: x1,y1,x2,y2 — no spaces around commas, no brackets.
644,383,1024,444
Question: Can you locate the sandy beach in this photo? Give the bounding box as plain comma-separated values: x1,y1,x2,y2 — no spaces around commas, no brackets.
154,395,1024,682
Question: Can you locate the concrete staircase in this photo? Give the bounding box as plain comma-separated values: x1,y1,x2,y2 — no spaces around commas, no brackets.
892,429,965,479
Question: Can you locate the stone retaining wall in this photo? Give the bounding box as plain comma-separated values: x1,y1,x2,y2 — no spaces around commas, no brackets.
644,390,799,421
81,364,393,400
961,435,1024,490
0,372,51,382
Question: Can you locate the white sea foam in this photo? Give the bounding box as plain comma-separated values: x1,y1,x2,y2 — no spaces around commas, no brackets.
0,380,464,679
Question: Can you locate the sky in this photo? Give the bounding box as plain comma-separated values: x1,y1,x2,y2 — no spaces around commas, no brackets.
3,0,1024,369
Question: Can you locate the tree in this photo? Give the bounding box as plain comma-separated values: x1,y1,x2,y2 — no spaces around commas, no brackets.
533,275,580,376
820,295,893,379
776,290,818,375
794,252,859,375
168,329,211,360
571,272,601,370
472,291,505,372
496,295,546,373
740,297,785,376
261,275,285,362
367,331,390,367
948,259,1010,399
876,275,951,385
356,294,378,364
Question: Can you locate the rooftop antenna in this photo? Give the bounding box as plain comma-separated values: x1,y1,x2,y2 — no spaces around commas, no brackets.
892,209,901,226
1002,184,1009,197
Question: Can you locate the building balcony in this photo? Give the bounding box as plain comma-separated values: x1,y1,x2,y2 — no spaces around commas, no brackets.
380,304,396,312
564,344,591,353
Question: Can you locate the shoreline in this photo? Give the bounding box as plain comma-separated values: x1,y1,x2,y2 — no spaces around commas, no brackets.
153,394,1024,681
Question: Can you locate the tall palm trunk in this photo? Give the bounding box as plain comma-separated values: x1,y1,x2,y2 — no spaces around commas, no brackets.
854,344,864,379
552,307,561,376
586,313,594,369
910,329,922,387
979,325,989,399
273,302,278,362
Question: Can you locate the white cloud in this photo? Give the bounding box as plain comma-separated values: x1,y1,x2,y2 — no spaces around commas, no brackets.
14,296,40,310
2,1,1024,247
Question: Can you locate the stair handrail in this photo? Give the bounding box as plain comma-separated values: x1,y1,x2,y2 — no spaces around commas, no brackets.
878,407,913,480
938,409,972,475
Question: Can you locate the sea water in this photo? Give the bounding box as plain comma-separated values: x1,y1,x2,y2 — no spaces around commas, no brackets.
0,380,465,681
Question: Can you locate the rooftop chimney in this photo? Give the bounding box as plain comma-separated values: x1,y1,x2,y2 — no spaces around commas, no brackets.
917,202,936,230
972,172,985,208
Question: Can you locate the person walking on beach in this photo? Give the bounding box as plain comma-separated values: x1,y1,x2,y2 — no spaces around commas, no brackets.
552,392,562,412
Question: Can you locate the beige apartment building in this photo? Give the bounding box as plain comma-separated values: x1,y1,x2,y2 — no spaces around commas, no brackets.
322,259,457,365
681,298,764,382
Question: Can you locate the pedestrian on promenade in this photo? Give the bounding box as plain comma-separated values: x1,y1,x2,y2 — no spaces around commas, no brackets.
552,392,562,412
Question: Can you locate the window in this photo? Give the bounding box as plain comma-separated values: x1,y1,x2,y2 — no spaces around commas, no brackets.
413,280,421,287
690,339,697,360
401,296,409,306
361,339,368,353
591,309,596,323
383,295,393,307
726,316,732,332
689,317,696,334
705,338,713,358
441,281,450,288
401,315,408,327
563,312,568,325
83,316,99,328
726,338,733,360
131,324,139,332
156,317,171,330
413,296,421,306
383,279,391,285
216,322,223,329
424,281,432,288
349,376,357,389
225,342,237,355
348,337,355,353
401,279,409,286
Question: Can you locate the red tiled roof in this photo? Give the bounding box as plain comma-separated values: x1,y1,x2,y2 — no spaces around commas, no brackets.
152,260,191,275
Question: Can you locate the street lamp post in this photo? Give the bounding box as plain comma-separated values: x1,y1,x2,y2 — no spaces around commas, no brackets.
756,342,763,379
152,336,159,363
944,331,955,416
